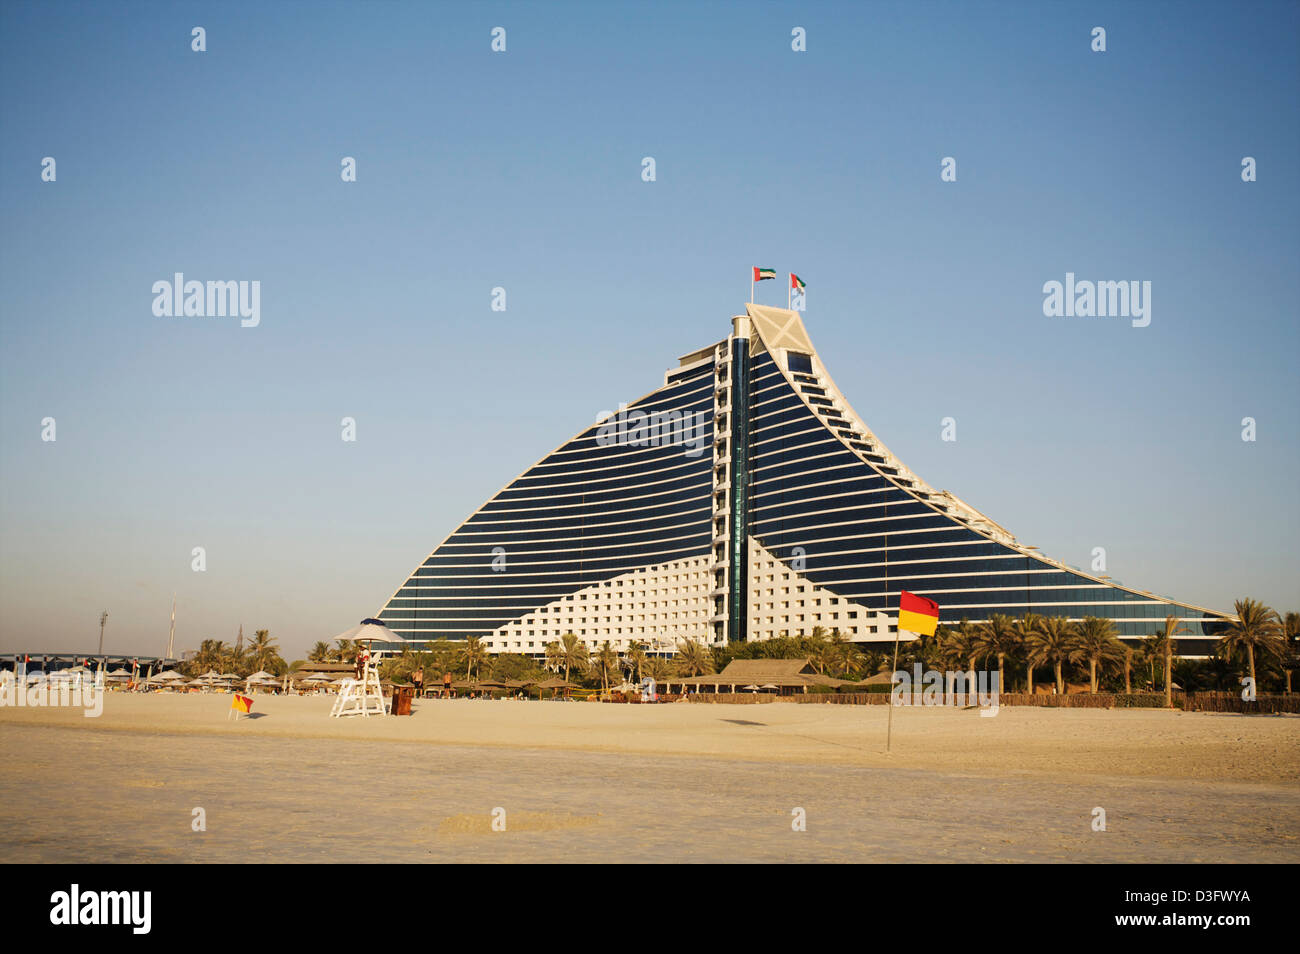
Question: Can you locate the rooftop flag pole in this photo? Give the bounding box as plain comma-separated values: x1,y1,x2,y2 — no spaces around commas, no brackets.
789,273,805,310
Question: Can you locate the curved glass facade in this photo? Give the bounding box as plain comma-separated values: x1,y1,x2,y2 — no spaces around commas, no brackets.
746,347,1225,640
378,363,715,641
377,303,1229,653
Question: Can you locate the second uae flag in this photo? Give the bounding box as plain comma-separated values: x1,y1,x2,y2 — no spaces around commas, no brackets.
897,590,940,636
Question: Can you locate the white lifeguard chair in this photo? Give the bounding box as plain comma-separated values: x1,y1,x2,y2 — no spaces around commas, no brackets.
328,628,391,718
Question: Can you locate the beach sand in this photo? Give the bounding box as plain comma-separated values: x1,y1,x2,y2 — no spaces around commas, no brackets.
1,693,1297,862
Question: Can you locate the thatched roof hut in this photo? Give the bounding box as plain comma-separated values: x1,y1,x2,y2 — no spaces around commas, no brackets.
660,657,845,694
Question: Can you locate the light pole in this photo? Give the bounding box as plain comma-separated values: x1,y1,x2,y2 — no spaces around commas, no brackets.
98,611,109,656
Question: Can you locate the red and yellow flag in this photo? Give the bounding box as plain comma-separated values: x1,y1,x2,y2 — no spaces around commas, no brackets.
897,591,939,636
230,693,253,714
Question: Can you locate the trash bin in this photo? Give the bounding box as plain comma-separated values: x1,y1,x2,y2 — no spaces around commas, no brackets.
392,687,413,716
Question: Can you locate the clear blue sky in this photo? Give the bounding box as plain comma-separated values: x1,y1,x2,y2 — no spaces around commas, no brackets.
2,0,1297,661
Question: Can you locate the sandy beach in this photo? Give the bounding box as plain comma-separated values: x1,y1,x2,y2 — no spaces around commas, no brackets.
2,694,1297,863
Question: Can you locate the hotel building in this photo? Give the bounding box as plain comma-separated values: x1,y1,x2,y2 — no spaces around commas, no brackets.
377,305,1227,655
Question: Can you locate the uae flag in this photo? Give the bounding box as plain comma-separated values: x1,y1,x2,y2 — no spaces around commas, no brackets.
897,590,940,636
790,273,806,291
752,267,776,282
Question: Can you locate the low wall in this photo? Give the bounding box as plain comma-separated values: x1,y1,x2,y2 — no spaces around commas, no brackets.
1183,692,1300,714
668,691,1300,712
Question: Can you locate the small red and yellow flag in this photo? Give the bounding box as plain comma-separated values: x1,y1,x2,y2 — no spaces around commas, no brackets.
230,693,254,714
897,591,940,636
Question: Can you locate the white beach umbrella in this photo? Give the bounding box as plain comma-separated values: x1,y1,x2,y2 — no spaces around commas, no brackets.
331,618,399,645
303,673,332,683
149,670,185,682
244,670,274,682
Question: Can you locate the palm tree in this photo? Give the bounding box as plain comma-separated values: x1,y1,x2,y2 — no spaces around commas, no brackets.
206,639,230,672
461,636,489,680
932,624,963,672
935,618,979,674
1070,617,1125,693
805,627,835,674
975,614,1017,693
1157,616,1186,708
543,640,563,674
1027,616,1075,695
1137,634,1160,689
249,630,278,672
957,618,981,672
625,640,648,682
591,641,619,693
861,649,885,678
1013,613,1042,693
644,656,671,682
674,638,714,677
195,638,226,673
334,638,358,664
558,633,588,682
1280,612,1299,694
1216,598,1284,690
307,641,332,663
834,633,866,679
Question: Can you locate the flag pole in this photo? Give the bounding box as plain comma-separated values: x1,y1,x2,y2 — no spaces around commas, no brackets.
885,627,902,752
750,271,754,304
884,530,895,752
788,275,791,310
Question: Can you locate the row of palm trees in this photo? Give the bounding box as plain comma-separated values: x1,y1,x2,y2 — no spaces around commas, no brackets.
926,598,1297,697
538,630,869,686
931,614,1152,696
542,634,667,691
184,629,285,677
307,638,361,665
